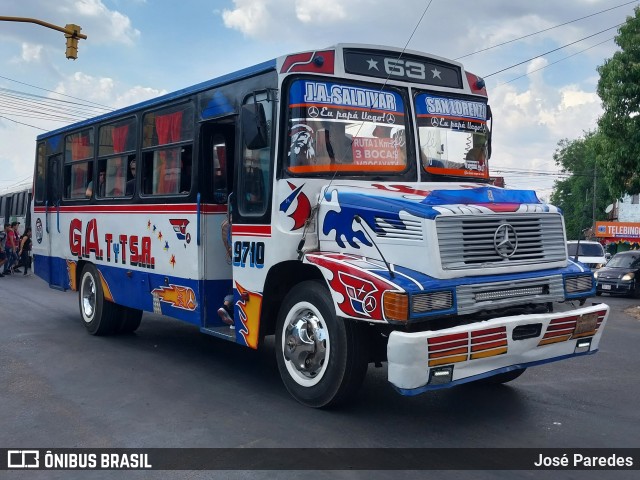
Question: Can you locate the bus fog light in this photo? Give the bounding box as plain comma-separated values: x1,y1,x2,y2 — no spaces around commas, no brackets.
575,338,592,353
428,365,454,385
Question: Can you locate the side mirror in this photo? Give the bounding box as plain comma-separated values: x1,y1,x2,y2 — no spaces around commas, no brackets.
241,102,268,150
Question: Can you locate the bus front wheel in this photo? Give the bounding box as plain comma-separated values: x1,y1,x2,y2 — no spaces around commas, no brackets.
79,264,120,336
476,368,527,385
275,281,368,408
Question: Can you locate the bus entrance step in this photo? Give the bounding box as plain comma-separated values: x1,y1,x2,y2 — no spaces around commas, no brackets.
200,326,237,341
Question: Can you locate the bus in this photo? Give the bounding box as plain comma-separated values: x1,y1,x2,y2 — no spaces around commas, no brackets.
0,182,32,235
32,44,609,407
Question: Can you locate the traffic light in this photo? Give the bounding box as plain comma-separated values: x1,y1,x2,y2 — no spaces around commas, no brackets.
64,24,81,60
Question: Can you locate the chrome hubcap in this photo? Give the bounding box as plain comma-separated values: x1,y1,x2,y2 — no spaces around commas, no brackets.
284,310,328,378
82,274,96,321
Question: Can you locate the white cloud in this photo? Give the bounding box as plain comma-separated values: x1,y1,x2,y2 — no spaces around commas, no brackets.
19,43,43,63
113,86,167,109
222,1,274,37
296,0,347,23
67,0,140,45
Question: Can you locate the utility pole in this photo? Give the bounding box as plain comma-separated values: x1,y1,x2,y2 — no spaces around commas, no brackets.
592,163,597,235
0,16,87,59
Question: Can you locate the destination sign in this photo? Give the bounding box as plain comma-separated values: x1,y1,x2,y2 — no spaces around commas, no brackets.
344,49,462,88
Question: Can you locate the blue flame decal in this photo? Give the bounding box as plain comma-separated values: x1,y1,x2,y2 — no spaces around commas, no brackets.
322,186,543,249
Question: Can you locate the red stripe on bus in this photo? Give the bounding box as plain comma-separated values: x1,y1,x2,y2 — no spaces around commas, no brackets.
232,225,272,237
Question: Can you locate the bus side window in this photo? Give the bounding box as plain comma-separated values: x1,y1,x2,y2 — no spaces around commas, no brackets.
242,153,266,212
180,146,192,194
239,94,272,216
212,134,228,204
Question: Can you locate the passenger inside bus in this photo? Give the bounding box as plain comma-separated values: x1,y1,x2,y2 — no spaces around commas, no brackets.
180,147,192,194
125,157,136,195
86,169,105,197
464,146,486,172
314,122,354,165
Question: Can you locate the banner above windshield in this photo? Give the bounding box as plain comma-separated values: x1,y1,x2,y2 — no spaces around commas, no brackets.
415,93,490,180
286,79,408,175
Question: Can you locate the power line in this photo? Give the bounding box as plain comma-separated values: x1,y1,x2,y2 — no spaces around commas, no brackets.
0,115,46,130
496,37,615,86
0,87,111,114
0,74,113,110
455,0,637,60
484,22,623,78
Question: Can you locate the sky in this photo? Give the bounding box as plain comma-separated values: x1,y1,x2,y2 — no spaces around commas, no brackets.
0,0,637,201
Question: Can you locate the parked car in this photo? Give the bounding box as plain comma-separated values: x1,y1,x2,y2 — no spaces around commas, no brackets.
594,251,640,297
566,240,607,270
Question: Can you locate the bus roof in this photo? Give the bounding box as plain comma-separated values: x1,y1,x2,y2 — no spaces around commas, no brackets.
37,58,277,141
0,180,32,196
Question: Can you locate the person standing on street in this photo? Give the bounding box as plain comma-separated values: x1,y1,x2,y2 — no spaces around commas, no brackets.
18,227,32,276
3,223,17,275
0,225,6,277
10,222,22,274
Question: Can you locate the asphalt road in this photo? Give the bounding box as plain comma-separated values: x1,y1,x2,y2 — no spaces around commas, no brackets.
1,273,638,480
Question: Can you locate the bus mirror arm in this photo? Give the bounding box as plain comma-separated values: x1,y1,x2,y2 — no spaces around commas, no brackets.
196,192,201,246
45,200,49,234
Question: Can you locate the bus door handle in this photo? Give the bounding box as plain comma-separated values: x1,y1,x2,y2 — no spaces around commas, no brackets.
45,200,49,234
196,192,201,246
56,200,61,233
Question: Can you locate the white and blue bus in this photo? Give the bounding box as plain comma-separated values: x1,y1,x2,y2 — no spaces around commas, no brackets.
33,44,609,407
0,181,32,235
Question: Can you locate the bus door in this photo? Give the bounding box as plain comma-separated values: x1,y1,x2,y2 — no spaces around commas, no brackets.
226,92,274,347
199,120,236,333
46,154,66,290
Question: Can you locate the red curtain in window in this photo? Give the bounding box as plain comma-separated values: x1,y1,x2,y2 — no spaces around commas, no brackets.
155,112,183,193
73,163,87,197
156,112,183,145
71,135,91,161
112,125,129,153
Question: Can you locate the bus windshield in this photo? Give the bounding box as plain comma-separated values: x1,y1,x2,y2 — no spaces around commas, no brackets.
415,92,489,180
285,79,408,175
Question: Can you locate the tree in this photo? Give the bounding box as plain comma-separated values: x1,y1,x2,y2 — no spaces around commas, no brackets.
550,133,613,240
597,6,640,196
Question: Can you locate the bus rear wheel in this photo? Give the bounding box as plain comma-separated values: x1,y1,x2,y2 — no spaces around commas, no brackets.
117,307,143,334
275,281,368,408
79,264,120,336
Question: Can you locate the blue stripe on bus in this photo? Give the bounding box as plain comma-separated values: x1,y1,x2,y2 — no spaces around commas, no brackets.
34,254,233,328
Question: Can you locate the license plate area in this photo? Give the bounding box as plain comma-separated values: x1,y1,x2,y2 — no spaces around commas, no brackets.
573,312,598,336
602,284,612,290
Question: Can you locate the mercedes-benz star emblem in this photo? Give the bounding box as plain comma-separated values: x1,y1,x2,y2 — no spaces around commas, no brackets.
308,106,319,118
493,224,518,258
